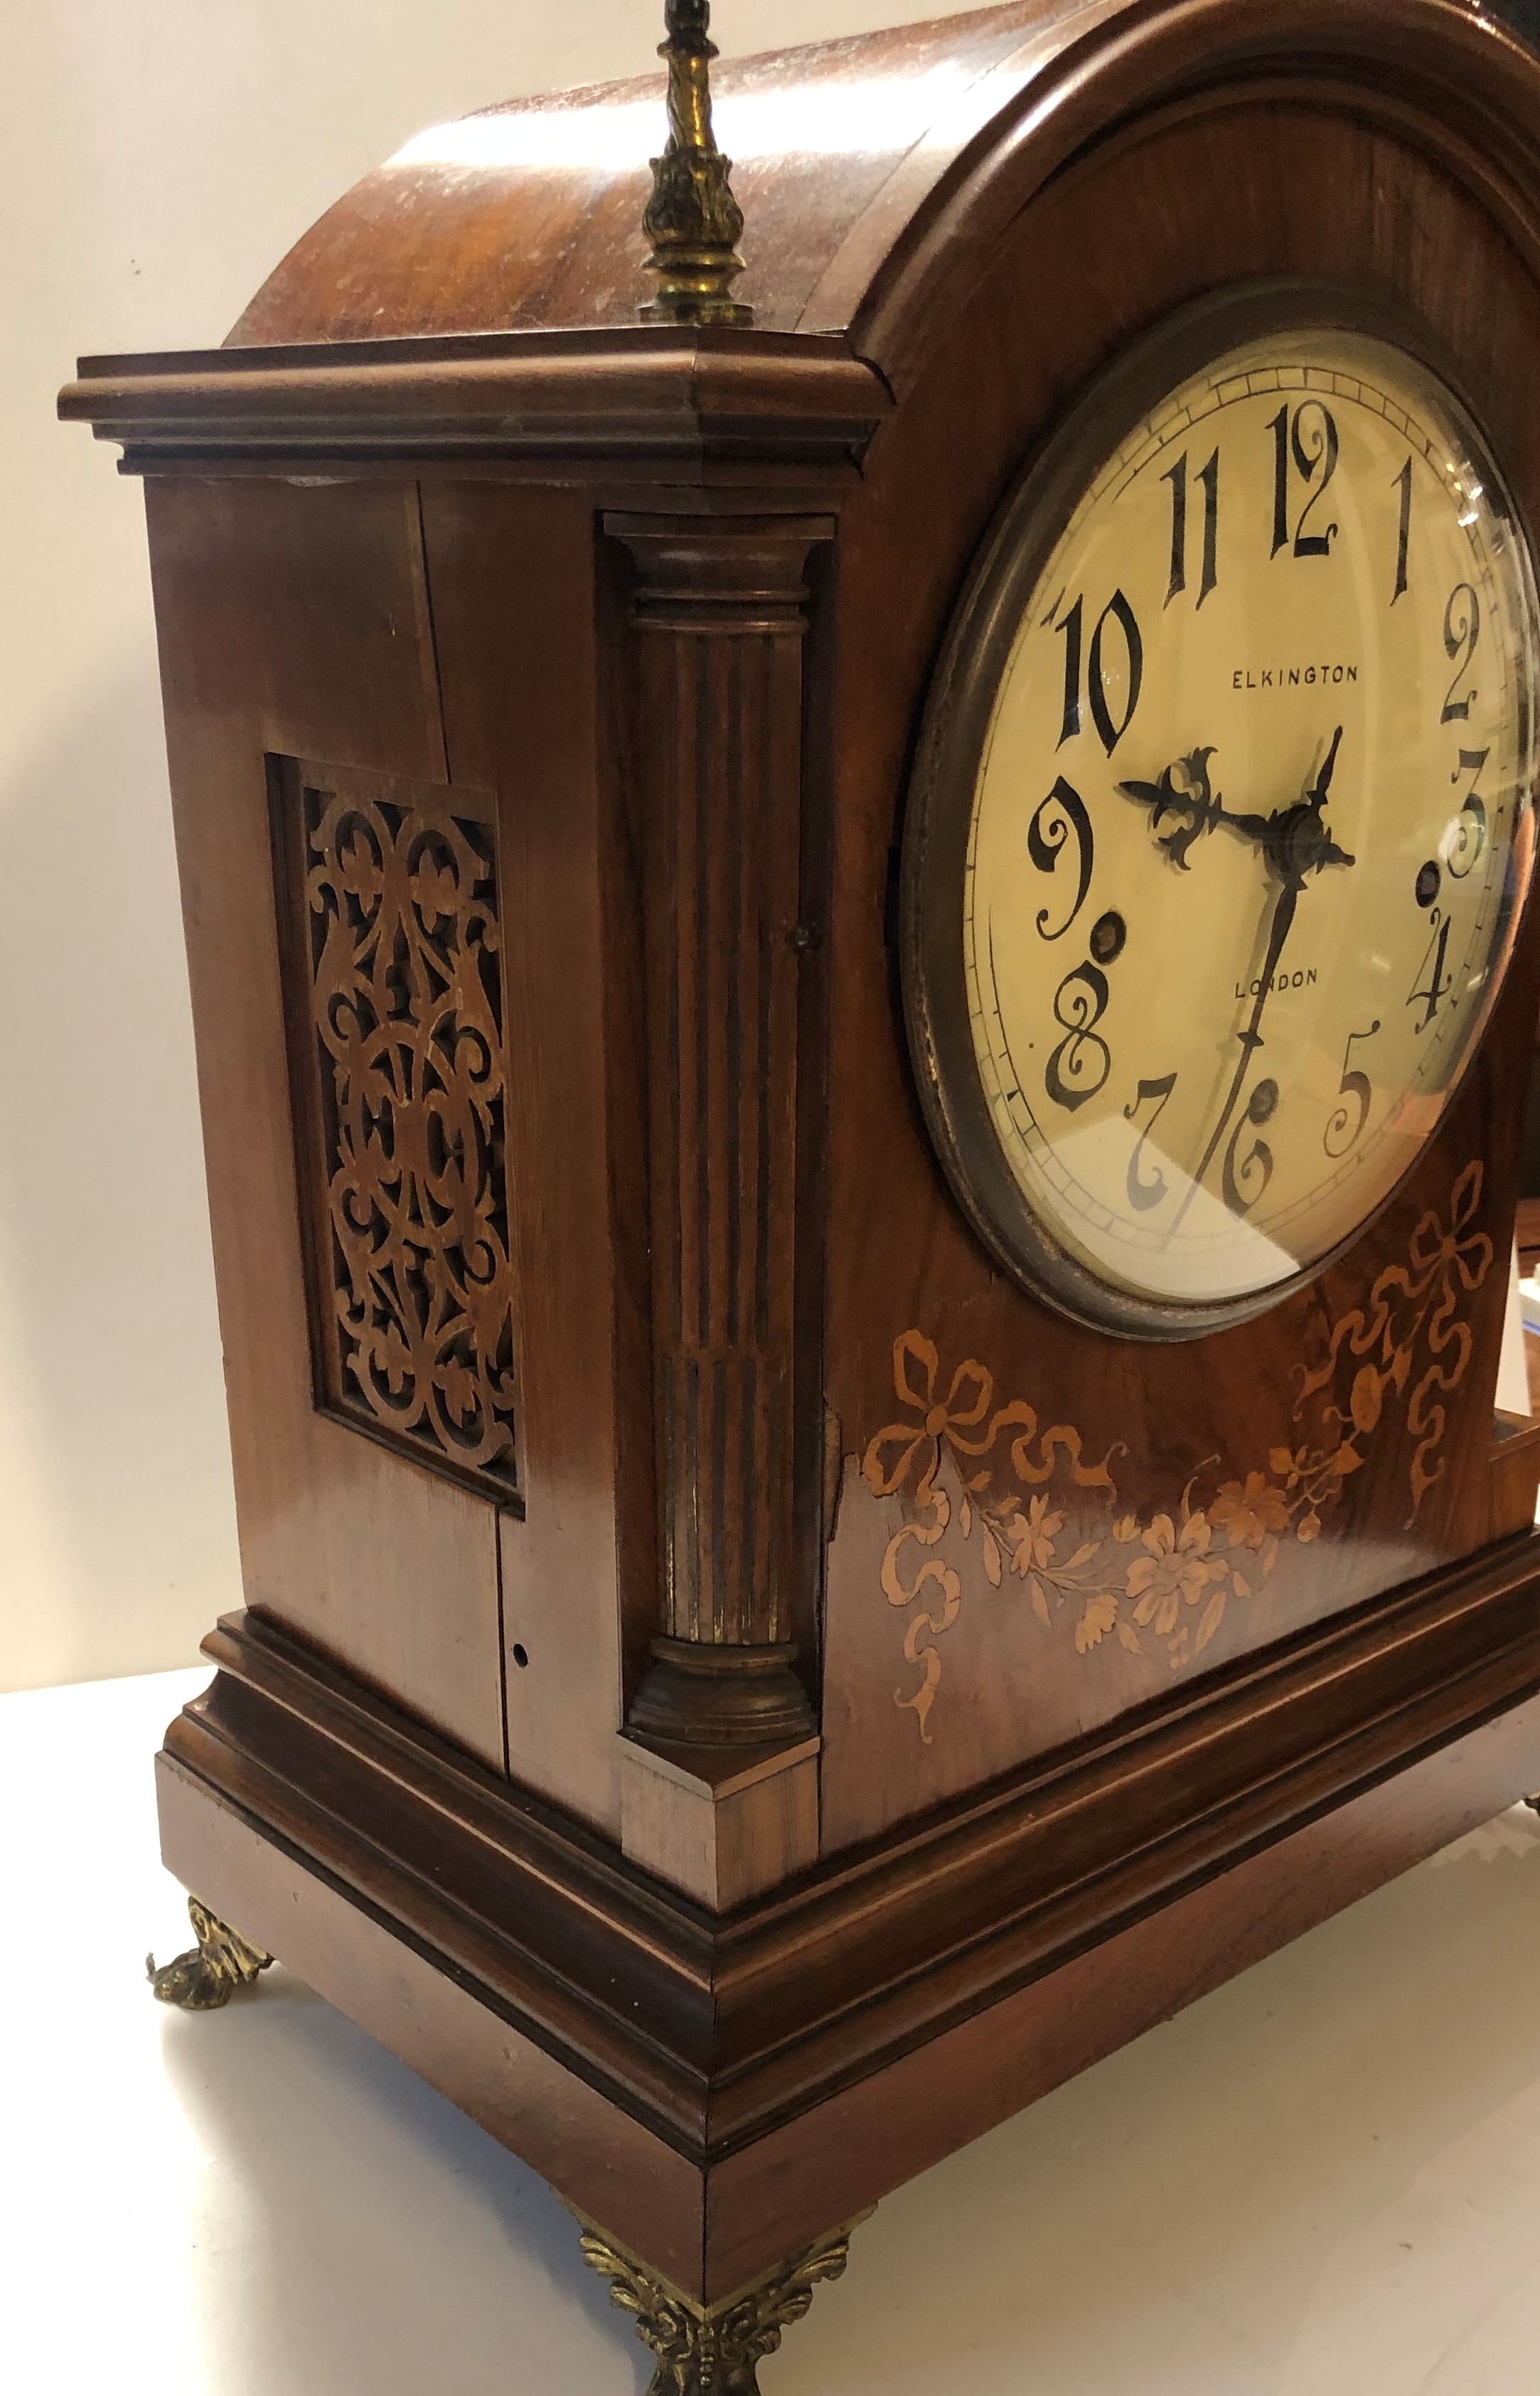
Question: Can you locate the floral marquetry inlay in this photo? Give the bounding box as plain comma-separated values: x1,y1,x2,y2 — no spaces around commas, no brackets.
862,1164,1492,1741
274,759,520,1502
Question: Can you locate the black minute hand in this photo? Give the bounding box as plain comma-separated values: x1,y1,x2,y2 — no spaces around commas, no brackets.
1170,726,1356,1234
1173,875,1300,1232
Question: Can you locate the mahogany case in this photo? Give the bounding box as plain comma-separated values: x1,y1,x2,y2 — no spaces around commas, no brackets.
62,0,1540,2308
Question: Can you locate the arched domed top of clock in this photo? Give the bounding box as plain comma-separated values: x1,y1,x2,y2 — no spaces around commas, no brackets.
225,0,1540,387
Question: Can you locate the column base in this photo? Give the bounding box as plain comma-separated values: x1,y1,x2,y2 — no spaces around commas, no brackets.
626,1637,816,1746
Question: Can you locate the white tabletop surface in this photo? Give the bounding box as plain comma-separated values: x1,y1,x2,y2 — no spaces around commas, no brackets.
6,1664,1540,2395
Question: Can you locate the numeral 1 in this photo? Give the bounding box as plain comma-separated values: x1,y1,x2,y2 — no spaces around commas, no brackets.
1161,447,1219,609
1391,456,1411,604
1055,594,1083,746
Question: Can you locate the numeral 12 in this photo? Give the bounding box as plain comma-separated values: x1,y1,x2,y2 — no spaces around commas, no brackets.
1268,400,1340,558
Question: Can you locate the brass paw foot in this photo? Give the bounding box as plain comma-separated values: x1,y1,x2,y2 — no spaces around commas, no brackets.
1525,1795,1540,1817
146,1895,273,2011
575,2210,860,2395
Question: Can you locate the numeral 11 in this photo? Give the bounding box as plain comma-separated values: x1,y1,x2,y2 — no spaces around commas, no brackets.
1161,447,1219,609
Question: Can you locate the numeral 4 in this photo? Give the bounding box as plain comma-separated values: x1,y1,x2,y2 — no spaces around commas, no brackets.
1407,914,1453,1032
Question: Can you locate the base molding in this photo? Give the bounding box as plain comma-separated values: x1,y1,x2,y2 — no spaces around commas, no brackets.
156,1537,1540,2299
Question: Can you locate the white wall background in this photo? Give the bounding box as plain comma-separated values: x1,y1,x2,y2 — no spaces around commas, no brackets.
0,0,988,1692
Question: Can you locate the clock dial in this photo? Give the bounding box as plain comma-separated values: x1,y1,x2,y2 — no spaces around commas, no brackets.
907,315,1540,1329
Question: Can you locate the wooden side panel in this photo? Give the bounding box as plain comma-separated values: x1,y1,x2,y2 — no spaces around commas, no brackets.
145,475,504,1769
419,484,626,1834
818,100,1540,1849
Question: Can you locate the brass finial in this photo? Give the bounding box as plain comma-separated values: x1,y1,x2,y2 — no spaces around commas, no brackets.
641,0,752,326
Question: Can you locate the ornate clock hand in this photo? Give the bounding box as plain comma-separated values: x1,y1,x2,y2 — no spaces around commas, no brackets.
1169,727,1357,1233
1116,747,1271,870
1172,871,1300,1233
1256,724,1355,885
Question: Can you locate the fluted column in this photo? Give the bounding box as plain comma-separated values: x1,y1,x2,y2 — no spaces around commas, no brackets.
608,513,831,1746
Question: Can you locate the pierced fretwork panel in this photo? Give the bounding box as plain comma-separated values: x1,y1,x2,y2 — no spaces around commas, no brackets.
272,756,521,1504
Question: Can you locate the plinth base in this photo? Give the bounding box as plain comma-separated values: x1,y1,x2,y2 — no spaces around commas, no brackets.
155,1546,1540,2309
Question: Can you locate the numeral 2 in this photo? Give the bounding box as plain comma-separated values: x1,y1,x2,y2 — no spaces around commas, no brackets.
1440,584,1480,723
1268,400,1340,559
1161,448,1219,609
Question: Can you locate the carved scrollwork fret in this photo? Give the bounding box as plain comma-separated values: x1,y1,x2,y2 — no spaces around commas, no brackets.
273,758,520,1502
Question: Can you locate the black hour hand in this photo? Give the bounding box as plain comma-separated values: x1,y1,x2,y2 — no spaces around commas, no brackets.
1116,747,1268,872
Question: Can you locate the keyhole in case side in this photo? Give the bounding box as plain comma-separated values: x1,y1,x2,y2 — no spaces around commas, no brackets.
512,1644,529,1669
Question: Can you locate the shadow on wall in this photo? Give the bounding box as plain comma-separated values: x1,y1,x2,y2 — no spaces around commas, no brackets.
0,661,241,1690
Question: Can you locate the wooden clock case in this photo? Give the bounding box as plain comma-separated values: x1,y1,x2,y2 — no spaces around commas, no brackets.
63,0,1540,2356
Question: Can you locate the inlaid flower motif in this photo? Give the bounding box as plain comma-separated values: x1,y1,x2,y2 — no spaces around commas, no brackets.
1125,1511,1218,1635
865,1160,1490,1740
1210,1471,1290,1549
1017,1492,1064,1573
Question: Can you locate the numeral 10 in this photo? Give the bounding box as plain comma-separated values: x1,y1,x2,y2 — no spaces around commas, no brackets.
1055,589,1144,755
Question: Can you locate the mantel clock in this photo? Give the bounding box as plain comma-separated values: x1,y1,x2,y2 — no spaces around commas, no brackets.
63,1,1540,2387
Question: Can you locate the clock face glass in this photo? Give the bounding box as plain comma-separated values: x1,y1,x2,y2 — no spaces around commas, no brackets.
948,324,1539,1317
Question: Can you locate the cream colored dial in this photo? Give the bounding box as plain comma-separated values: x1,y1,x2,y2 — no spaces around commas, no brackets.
958,326,1537,1314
